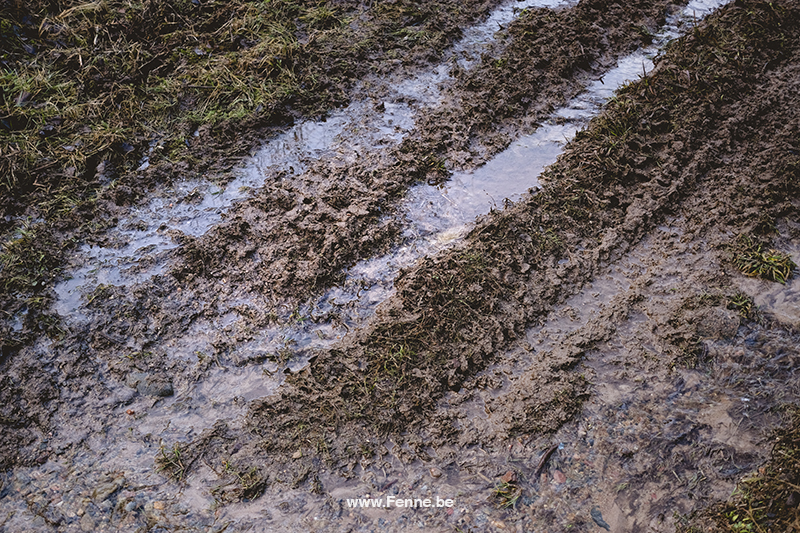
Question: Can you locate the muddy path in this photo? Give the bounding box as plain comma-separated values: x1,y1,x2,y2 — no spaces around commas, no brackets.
162,0,679,308
2,0,800,532
0,0,519,354
177,0,800,530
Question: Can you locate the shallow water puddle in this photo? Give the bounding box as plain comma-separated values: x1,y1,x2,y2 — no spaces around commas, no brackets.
511,227,789,532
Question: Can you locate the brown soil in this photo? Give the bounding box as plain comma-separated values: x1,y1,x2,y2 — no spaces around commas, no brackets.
210,0,800,459
175,0,800,530
171,0,676,302
1,0,799,532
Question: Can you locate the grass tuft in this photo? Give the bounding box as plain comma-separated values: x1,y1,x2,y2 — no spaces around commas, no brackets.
732,236,796,284
717,407,800,533
493,479,523,509
156,442,187,481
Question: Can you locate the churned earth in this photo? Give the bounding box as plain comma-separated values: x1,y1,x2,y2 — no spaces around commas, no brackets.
1,0,799,532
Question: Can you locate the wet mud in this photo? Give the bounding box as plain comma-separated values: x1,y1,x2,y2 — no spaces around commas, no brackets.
2,0,800,531
170,0,677,303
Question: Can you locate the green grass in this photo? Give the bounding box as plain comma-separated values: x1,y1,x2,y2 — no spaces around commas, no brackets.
732,236,796,284
0,219,61,296
156,442,187,481
493,479,523,509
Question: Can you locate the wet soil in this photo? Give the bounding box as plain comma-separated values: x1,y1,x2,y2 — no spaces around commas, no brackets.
170,0,676,302
0,0,512,350
2,0,800,531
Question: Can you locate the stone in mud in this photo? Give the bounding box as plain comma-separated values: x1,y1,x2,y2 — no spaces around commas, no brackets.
125,372,174,397
92,474,125,501
501,470,516,484
590,506,611,531
79,513,96,532
694,307,740,340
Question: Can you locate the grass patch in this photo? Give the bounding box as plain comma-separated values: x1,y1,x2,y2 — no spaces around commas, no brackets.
0,219,62,296
493,479,523,509
156,442,187,482
726,292,758,320
211,462,267,503
732,236,796,284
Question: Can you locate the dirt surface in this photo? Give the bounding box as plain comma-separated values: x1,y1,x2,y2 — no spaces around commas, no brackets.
0,0,511,468
1,0,800,532
171,0,675,301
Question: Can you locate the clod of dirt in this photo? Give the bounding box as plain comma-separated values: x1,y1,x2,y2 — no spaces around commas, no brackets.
125,372,174,398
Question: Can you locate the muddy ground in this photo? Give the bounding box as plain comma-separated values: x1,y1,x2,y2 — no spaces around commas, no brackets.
1,0,800,531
